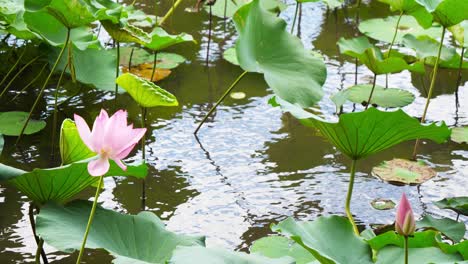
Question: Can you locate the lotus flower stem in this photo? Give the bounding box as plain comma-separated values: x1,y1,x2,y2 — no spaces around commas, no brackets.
150,51,158,82
291,3,299,34
404,235,409,264
141,107,147,210
159,0,184,26
386,11,404,88
76,175,104,264
0,46,27,88
0,55,40,98
345,159,359,235
412,27,446,160
10,63,48,102
454,47,465,109
16,29,71,144
365,74,377,110
115,41,120,106
194,70,248,134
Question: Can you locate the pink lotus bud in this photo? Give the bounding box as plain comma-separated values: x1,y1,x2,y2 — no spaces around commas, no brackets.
74,109,146,176
395,193,416,237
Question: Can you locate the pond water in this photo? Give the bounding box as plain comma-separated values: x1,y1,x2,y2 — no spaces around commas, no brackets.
0,0,467,263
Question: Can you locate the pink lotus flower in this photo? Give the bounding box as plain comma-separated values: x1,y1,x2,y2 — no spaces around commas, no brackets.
395,192,416,237
74,109,146,176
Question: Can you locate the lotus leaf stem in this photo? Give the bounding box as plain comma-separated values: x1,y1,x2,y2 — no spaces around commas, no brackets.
386,11,404,88
291,3,299,34
345,159,359,235
150,51,158,82
51,62,69,156
10,63,48,102
194,70,248,134
412,27,446,160
365,74,377,109
115,41,120,106
141,107,147,210
129,47,135,73
35,239,44,264
159,0,184,26
404,235,409,264
67,39,76,83
0,55,40,98
16,29,71,144
76,175,104,264
0,46,27,88
455,47,465,108
29,203,48,264
223,0,228,19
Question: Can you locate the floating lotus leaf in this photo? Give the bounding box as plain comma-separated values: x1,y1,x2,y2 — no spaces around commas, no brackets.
23,10,98,49
338,36,408,75
101,20,151,45
371,198,396,210
451,126,468,144
170,246,294,264
0,160,147,204
116,73,178,108
230,91,246,99
223,47,239,66
122,64,172,82
415,0,468,27
417,215,466,242
359,15,442,44
378,0,433,28
449,21,468,48
120,47,186,69
49,46,117,91
271,100,450,160
272,216,374,264
60,119,94,165
234,0,327,108
0,111,46,136
36,201,205,263
368,230,467,261
402,34,455,61
144,27,194,51
331,84,415,110
251,236,317,264
434,197,468,216
208,0,286,18
372,158,437,185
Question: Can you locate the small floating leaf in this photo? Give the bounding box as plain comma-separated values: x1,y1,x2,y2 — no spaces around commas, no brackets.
0,111,46,136
36,201,205,263
230,91,246,99
251,236,316,264
417,215,466,242
434,197,468,216
116,73,178,108
372,158,437,185
371,198,396,210
451,127,468,144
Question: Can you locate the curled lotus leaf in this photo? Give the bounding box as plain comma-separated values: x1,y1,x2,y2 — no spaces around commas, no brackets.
415,0,468,27
434,197,468,216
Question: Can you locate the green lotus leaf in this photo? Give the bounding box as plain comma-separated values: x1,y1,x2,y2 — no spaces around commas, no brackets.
377,0,433,28
251,236,317,264
49,45,117,91
0,159,147,204
424,52,468,69
0,111,46,136
116,73,178,108
25,0,96,28
208,0,286,18
23,10,98,50
370,198,396,210
120,47,186,70
124,7,157,28
331,84,415,110
36,201,204,263
101,19,151,45
359,15,442,44
434,197,468,216
417,215,466,242
338,36,408,75
170,246,294,264
223,47,239,66
271,99,450,160
451,127,468,144
402,34,456,61
233,0,326,108
144,27,194,51
0,134,3,155
372,158,437,185
449,21,468,48
60,119,94,165
0,0,37,39
376,246,464,263
272,216,373,264
82,0,124,24
415,0,468,27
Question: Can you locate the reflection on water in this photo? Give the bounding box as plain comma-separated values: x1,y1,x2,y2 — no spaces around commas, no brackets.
0,0,467,262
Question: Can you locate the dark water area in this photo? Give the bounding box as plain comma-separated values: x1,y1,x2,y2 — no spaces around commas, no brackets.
0,0,467,262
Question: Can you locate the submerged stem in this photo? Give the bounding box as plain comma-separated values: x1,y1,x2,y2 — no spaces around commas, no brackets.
291,2,299,34
365,74,377,110
345,159,359,235
0,46,27,87
0,55,40,98
76,175,104,264
10,63,48,102
159,0,184,26
412,27,446,160
194,71,248,134
16,29,71,144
